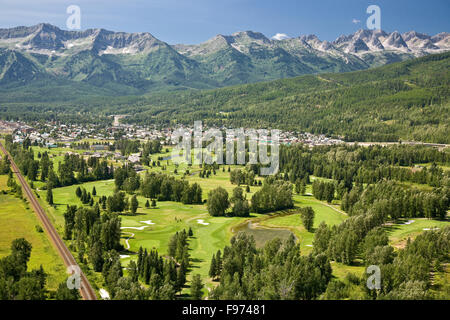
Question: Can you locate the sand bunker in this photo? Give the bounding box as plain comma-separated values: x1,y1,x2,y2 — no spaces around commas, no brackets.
403,220,415,225
140,220,155,225
120,255,130,259
423,227,440,231
121,226,148,231
197,219,209,225
306,245,313,247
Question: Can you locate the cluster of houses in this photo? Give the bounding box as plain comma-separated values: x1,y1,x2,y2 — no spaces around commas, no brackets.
0,120,22,134
4,119,344,155
163,126,344,147
297,132,344,147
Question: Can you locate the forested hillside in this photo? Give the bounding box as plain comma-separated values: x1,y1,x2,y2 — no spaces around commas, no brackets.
0,52,449,143
121,52,449,143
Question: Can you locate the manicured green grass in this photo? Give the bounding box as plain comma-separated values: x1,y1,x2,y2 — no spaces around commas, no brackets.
258,194,347,254
326,217,450,281
36,177,247,290
119,202,245,289
32,146,80,172
31,143,447,296
330,261,365,281
35,163,349,291
0,175,66,290
36,179,116,229
417,162,450,172
184,165,262,199
384,218,450,249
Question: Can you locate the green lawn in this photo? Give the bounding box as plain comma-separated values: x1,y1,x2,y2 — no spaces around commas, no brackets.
0,175,66,290
34,163,350,291
36,177,249,290
37,179,116,227
184,165,262,199
330,261,365,281
258,194,347,254
118,202,245,290
29,143,449,297
417,162,450,172
384,218,450,249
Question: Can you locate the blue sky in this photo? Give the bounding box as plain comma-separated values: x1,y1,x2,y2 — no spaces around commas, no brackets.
0,0,448,44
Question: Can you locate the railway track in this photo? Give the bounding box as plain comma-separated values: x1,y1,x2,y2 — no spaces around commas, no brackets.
0,142,97,300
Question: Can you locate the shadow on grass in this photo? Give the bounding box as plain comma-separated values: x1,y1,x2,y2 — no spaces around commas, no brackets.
120,250,137,256
191,258,204,264
382,224,402,233
119,212,148,216
177,292,192,300
349,259,365,267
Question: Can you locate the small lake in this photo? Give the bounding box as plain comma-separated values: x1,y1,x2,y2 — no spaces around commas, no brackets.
234,221,296,248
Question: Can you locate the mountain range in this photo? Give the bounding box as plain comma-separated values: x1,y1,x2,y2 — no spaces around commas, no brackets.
0,23,449,95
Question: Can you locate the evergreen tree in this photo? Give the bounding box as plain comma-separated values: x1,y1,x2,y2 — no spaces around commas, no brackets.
46,185,53,205
130,195,138,215
209,254,217,279
300,206,315,232
127,260,139,283
89,242,104,272
75,186,82,198
190,274,204,300
313,222,331,255
176,267,186,292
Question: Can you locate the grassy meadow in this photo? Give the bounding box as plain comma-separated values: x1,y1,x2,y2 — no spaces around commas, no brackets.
0,175,66,290
25,144,450,293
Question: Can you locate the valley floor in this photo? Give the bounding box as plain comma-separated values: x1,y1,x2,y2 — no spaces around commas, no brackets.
0,175,66,290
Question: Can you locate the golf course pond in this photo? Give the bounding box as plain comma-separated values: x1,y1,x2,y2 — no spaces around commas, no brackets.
233,221,297,248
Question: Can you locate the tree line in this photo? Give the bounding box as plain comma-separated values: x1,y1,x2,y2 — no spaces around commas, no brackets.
209,233,332,299
0,238,80,300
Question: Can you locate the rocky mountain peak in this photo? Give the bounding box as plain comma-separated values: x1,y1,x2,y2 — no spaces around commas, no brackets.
402,31,430,42
346,38,370,53
23,23,65,50
0,23,449,91
383,31,408,49
229,31,271,47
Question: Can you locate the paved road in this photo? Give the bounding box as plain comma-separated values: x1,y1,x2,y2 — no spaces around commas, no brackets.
0,142,97,300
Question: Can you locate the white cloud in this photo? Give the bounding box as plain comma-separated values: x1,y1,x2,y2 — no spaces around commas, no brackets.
352,19,361,24
271,33,289,41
